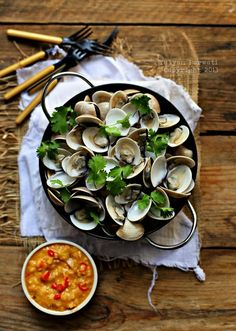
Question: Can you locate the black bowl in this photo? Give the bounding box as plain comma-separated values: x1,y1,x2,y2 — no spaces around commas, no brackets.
39,83,198,240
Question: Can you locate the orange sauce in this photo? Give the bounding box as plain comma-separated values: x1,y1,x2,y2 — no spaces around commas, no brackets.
25,244,94,311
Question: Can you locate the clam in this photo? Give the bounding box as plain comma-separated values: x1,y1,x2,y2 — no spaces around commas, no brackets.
140,110,159,132
65,147,94,178
105,195,126,225
114,137,142,166
115,184,142,204
74,101,100,118
167,155,196,169
159,114,180,128
143,157,152,188
128,128,147,155
162,164,193,198
121,102,139,126
168,125,190,147
105,108,130,136
109,90,128,109
116,219,144,241
69,195,105,231
150,155,167,187
76,114,103,126
46,171,76,189
127,193,152,222
92,91,112,120
42,148,71,171
82,127,109,153
47,189,64,207
104,157,119,181
174,145,193,159
145,93,161,113
66,125,84,150
148,187,175,220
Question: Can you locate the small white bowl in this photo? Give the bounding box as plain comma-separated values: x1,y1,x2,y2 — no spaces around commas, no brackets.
21,240,98,316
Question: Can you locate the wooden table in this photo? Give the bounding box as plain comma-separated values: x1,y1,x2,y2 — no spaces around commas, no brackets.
0,1,235,330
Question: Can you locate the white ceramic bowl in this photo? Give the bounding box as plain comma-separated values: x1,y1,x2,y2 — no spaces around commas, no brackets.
21,240,98,316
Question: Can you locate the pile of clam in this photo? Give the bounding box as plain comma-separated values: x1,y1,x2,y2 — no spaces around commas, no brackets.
41,89,196,241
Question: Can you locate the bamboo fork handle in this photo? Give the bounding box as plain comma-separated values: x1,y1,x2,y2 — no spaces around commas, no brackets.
4,65,56,100
7,29,63,44
0,51,46,78
15,80,58,125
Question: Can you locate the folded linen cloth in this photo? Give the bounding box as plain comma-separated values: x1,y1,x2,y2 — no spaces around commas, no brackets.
18,55,205,288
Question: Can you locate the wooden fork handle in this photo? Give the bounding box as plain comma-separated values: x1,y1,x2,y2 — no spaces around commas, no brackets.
4,65,56,100
16,80,58,125
0,51,46,78
7,29,63,44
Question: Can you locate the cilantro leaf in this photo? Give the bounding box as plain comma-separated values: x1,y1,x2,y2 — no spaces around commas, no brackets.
159,207,174,218
60,188,71,203
116,113,131,128
109,165,133,179
37,140,59,160
106,177,126,196
88,155,106,173
50,179,64,187
50,106,77,134
99,125,121,137
131,94,152,116
137,194,151,210
146,131,169,156
89,211,101,225
150,191,166,206
88,155,107,187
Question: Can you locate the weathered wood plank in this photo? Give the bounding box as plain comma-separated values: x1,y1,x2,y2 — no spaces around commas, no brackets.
0,0,236,25
0,246,235,330
0,25,235,132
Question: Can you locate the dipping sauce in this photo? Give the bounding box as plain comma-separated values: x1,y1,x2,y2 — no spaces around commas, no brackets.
24,243,95,312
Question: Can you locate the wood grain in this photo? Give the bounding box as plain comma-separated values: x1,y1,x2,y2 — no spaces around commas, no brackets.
0,0,236,25
0,25,235,132
0,246,235,330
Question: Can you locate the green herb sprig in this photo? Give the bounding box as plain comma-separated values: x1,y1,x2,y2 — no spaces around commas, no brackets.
50,106,77,134
37,140,59,160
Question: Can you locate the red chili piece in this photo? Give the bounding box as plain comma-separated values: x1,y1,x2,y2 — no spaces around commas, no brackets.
78,283,89,291
56,284,65,292
47,249,55,257
54,293,61,300
64,277,69,288
51,282,57,290
79,262,88,272
40,270,50,282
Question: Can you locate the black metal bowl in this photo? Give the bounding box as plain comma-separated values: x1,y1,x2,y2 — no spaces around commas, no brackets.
39,72,198,249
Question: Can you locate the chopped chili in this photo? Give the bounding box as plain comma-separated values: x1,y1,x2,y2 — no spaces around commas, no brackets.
40,271,50,282
54,293,61,300
47,249,55,257
78,283,89,291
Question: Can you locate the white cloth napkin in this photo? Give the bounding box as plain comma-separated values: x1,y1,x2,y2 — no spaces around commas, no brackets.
18,55,205,286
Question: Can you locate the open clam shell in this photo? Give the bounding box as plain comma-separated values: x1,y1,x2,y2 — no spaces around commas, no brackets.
66,125,84,151
82,127,109,153
121,102,139,126
74,101,99,118
116,218,144,241
109,90,128,109
150,155,167,187
140,110,159,132
148,187,175,220
114,184,142,205
42,148,71,171
168,125,190,147
105,195,126,225
127,193,152,222
105,108,130,136
114,137,142,166
46,171,76,189
159,114,180,128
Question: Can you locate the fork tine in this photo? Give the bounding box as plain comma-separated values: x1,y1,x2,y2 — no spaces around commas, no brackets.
103,27,119,46
69,26,92,41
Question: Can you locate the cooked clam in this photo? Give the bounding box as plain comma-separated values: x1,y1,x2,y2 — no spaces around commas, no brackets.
127,193,152,222
74,101,99,118
82,127,109,153
150,155,167,187
110,90,127,109
106,195,126,225
159,114,180,128
116,219,144,241
168,125,190,147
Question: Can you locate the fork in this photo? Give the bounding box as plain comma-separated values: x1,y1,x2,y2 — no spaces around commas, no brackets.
0,26,93,79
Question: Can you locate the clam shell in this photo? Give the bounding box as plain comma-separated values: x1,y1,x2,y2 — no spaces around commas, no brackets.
116,219,144,241
92,91,112,104
46,171,76,188
76,114,103,126
82,127,109,153
168,125,190,147
109,90,127,109
165,165,192,193
42,148,71,171
66,153,87,178
115,184,142,204
70,211,98,231
151,156,167,187
104,156,119,181
140,110,159,132
47,189,64,207
115,137,142,166
121,102,139,126
105,195,125,225
159,114,180,128
148,187,175,220
143,157,152,188
65,194,99,214
66,126,84,150
167,155,196,169
127,193,152,222
74,101,98,117
105,108,130,136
